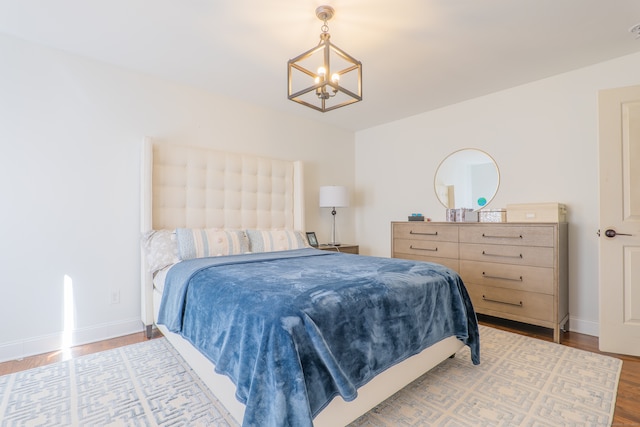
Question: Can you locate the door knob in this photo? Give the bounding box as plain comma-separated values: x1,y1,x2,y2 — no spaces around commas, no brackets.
604,228,633,238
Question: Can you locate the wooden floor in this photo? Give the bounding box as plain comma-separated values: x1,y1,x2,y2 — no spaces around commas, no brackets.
1,317,639,425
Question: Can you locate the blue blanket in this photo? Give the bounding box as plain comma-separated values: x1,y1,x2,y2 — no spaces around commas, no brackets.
158,248,479,427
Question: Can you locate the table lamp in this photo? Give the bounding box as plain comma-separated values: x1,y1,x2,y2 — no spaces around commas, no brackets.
319,185,349,246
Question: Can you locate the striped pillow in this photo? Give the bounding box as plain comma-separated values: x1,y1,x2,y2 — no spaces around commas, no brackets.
175,228,250,260
246,229,309,253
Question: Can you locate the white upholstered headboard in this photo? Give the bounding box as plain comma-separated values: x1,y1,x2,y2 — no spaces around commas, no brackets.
140,138,305,333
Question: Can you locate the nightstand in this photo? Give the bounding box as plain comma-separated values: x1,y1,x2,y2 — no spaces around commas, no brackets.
317,244,359,254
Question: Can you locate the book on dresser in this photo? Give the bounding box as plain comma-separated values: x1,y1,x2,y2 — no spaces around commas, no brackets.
391,221,568,343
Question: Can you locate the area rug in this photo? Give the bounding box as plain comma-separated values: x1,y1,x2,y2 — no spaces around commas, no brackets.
0,326,622,426
350,326,622,426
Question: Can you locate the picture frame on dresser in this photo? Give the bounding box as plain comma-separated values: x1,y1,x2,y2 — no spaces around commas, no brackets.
306,231,318,247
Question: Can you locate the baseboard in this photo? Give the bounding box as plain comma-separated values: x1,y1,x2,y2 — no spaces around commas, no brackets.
0,318,143,364
568,316,599,337
0,316,600,364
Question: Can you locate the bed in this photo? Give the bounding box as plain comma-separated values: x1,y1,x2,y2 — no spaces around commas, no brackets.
140,139,480,427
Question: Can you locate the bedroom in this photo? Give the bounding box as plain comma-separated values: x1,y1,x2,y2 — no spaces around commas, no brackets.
1,0,639,425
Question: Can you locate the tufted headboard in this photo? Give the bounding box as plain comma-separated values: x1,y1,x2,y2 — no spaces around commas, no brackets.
140,138,305,332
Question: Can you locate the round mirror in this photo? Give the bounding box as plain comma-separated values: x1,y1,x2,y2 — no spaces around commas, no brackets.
434,149,500,210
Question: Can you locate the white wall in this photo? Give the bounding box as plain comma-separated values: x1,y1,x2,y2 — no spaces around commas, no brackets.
355,52,640,337
3,32,638,360
0,33,355,361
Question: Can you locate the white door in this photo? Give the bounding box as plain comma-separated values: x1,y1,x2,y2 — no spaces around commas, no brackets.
598,84,640,356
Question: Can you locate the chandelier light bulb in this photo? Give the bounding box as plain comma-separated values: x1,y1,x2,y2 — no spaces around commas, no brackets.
331,73,340,83
317,67,327,77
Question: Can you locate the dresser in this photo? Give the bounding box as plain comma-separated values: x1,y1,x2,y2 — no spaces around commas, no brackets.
392,221,568,342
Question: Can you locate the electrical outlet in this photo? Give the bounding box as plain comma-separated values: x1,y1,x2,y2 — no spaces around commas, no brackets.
110,289,120,304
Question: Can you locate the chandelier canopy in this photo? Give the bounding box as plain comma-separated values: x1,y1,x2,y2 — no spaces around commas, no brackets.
287,5,362,112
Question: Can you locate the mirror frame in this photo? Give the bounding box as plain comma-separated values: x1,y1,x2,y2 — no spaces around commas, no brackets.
433,148,500,210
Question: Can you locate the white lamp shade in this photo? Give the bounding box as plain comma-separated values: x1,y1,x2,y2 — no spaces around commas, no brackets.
319,186,349,208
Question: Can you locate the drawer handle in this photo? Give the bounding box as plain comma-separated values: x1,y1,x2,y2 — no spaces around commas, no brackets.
482,251,523,259
410,245,438,252
482,233,523,239
482,295,523,307
410,230,438,236
482,272,523,282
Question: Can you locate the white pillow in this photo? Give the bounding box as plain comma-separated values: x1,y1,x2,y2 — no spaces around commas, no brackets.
141,230,179,274
246,229,310,253
175,228,250,260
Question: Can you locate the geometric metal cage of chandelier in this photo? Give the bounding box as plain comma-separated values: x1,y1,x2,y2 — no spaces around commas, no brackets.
287,5,362,112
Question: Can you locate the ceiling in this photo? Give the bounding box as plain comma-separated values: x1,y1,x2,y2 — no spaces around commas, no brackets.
1,0,640,132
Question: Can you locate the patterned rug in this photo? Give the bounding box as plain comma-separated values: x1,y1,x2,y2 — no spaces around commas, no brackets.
0,326,622,426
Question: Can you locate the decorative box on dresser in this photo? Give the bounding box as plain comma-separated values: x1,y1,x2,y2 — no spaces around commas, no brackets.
391,221,569,343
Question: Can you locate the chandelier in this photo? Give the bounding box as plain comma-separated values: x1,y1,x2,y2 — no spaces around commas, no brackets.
287,5,362,112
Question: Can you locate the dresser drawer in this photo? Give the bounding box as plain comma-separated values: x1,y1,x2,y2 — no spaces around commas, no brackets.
466,284,554,322
394,238,459,259
392,222,458,242
459,260,554,294
394,253,459,272
459,224,555,247
459,243,554,268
